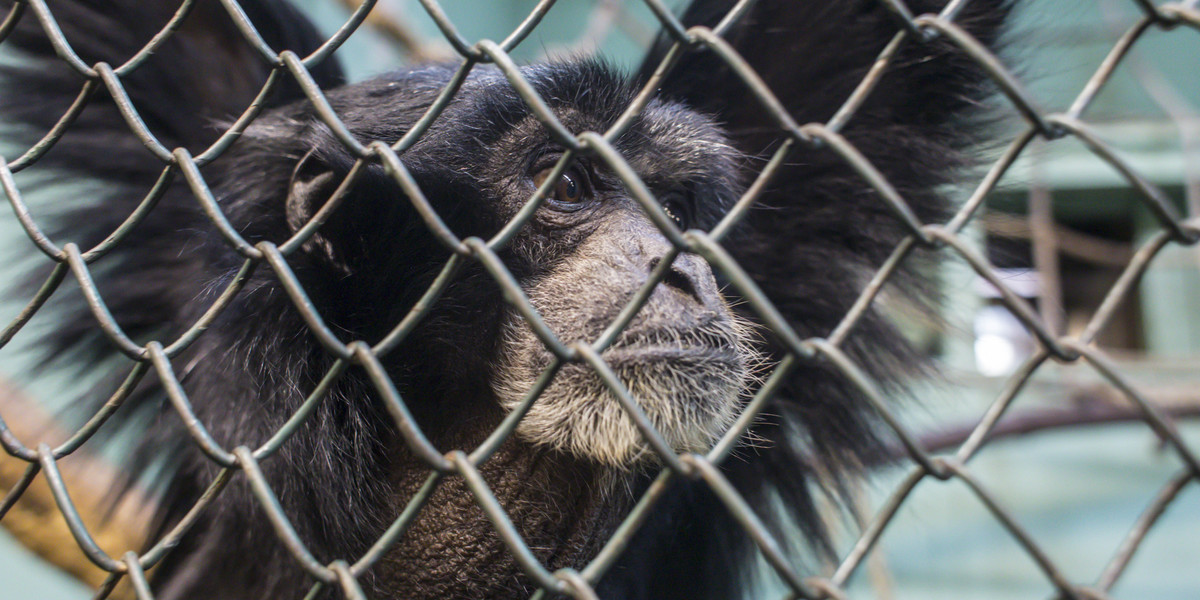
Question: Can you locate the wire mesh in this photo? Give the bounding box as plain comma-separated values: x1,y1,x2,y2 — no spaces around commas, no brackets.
0,0,1198,599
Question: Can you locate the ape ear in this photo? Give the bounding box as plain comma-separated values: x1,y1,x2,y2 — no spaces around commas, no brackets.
286,149,339,234
286,149,351,272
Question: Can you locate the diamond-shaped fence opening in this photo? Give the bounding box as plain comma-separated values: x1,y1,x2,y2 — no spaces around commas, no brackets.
0,0,1198,599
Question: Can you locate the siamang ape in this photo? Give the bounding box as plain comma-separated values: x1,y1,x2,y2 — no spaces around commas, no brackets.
0,0,1008,598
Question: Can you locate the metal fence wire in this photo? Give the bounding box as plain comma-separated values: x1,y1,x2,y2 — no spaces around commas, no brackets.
1,0,1199,598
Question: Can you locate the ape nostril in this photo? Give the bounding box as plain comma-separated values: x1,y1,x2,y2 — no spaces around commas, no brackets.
662,267,699,301
649,257,701,303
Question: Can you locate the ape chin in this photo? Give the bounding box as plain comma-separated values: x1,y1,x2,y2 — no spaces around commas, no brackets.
0,0,1011,599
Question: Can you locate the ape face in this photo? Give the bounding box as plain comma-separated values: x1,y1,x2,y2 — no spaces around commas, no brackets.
271,63,763,468
481,78,762,467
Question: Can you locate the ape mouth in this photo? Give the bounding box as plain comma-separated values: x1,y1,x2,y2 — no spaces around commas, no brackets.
600,344,744,365
598,331,747,373
556,322,750,382
606,322,744,356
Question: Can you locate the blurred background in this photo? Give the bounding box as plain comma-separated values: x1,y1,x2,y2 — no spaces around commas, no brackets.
1,0,1197,598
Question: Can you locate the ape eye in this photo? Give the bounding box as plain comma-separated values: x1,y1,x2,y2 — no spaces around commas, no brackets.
660,192,692,230
534,166,591,208
661,203,684,228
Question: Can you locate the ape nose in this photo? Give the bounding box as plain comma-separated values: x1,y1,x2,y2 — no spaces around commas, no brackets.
610,213,721,312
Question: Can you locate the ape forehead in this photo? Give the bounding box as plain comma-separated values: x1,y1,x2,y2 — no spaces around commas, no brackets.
321,61,741,193
462,60,639,130
625,101,741,185
451,61,741,182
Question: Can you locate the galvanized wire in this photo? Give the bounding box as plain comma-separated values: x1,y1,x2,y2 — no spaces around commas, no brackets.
0,1,1197,599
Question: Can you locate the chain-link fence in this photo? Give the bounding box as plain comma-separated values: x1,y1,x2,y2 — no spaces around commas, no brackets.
1,0,1198,598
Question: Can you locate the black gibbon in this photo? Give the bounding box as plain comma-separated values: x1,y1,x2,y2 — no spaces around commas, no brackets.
0,0,1009,598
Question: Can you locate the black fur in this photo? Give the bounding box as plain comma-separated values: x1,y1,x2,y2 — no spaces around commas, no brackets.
611,3,1009,597
0,1,1008,598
